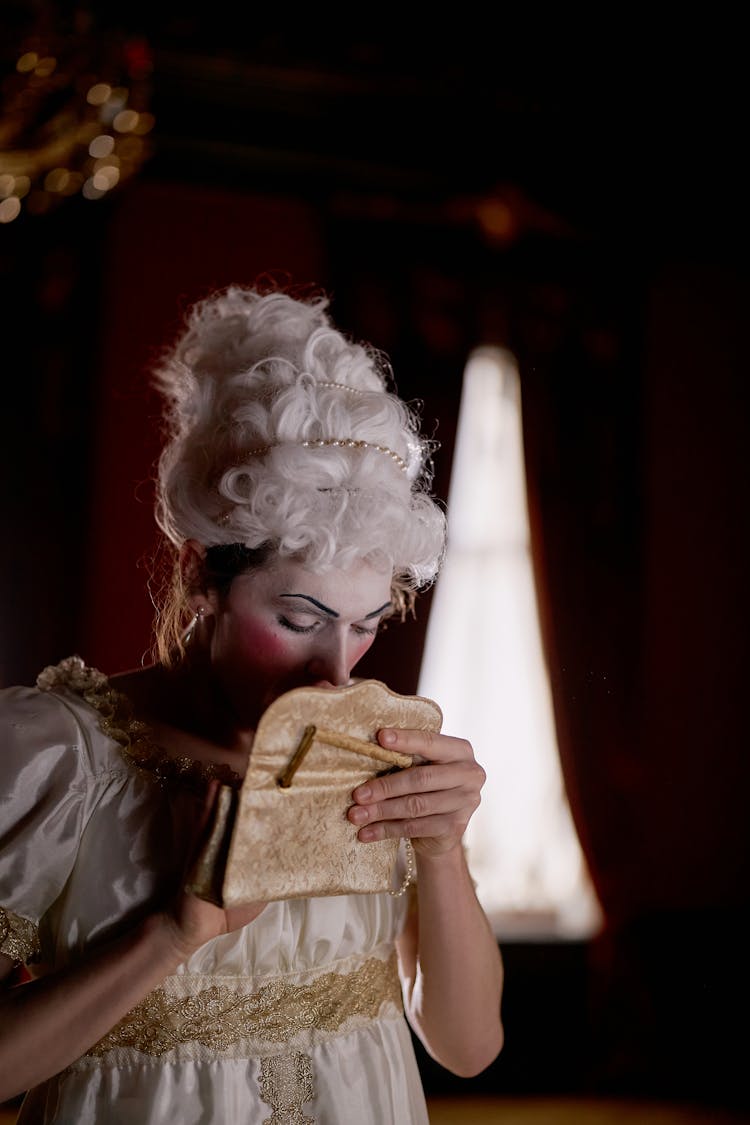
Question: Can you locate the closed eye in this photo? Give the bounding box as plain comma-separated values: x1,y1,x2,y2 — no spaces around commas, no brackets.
352,622,379,637
278,616,381,637
277,615,321,635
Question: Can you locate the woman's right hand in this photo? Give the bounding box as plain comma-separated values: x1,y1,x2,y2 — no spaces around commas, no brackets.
159,781,268,962
162,892,267,962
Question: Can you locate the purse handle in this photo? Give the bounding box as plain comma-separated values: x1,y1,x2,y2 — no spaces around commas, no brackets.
278,724,412,788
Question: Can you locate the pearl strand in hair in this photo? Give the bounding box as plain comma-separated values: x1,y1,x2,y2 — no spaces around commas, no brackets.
315,381,370,394
242,438,409,474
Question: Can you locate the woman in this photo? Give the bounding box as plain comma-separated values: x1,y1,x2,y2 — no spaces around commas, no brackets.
0,286,503,1123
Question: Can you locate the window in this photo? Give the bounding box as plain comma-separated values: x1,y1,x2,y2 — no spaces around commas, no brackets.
418,347,602,938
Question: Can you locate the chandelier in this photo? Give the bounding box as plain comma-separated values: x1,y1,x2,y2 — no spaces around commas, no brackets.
0,13,155,224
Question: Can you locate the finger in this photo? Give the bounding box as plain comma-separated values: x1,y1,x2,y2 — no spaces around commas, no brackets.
352,758,485,806
355,812,466,843
348,786,471,827
377,727,474,763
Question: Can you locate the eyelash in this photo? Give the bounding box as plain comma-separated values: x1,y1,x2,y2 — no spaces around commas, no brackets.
277,616,318,634
277,616,378,637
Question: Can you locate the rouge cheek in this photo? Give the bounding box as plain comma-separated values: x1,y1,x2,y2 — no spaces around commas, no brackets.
235,620,289,667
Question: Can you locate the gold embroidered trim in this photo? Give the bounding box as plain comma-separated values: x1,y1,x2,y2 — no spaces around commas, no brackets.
259,1053,315,1124
88,952,402,1058
37,655,240,790
0,905,40,963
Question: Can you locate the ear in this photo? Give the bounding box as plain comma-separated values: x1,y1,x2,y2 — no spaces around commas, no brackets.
179,540,208,609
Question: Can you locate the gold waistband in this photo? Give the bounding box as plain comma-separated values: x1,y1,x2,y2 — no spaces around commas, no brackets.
88,952,403,1059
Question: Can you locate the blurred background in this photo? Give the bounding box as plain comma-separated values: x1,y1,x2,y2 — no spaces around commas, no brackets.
1,4,748,1120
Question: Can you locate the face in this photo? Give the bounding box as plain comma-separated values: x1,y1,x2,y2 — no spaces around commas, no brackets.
204,557,393,728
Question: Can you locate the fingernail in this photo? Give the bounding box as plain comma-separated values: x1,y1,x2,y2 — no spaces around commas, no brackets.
350,806,369,824
356,785,371,801
359,826,377,841
380,730,396,746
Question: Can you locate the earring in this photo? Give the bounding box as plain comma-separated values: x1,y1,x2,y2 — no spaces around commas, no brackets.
184,603,209,646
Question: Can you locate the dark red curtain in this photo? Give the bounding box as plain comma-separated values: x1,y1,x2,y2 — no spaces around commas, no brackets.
519,259,750,1100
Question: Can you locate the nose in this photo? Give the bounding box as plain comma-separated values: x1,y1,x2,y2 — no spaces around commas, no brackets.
305,630,351,687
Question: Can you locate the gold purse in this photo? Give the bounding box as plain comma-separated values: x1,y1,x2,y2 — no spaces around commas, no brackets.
188,680,442,905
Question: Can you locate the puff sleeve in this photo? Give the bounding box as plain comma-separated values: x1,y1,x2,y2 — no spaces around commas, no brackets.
0,686,92,963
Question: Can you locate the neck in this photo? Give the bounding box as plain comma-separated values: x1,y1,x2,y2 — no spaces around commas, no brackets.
112,660,257,755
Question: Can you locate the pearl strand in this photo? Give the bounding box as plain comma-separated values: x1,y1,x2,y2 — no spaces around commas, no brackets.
241,438,408,474
389,839,416,897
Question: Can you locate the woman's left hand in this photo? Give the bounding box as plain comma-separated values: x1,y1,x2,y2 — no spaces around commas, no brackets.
348,729,486,858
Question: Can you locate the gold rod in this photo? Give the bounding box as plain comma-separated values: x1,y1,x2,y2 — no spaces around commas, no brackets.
277,724,317,788
314,728,411,769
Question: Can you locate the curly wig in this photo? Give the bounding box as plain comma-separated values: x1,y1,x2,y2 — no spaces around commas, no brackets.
154,286,446,590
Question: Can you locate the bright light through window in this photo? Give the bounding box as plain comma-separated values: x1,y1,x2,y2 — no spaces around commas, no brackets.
418,347,602,939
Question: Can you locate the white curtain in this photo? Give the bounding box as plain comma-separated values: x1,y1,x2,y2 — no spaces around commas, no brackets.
418,348,601,938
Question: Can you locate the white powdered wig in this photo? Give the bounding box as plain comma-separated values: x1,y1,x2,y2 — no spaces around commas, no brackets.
154,286,446,588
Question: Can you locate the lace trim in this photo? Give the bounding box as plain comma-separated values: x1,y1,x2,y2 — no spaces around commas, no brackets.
87,952,402,1059
0,905,40,963
259,1053,315,1124
37,655,241,790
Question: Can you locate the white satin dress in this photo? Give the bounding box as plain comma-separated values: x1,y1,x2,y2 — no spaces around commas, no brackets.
0,658,429,1125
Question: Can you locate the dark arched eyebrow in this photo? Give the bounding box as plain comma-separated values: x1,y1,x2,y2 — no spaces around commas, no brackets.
279,595,392,620
364,601,393,619
279,594,338,617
